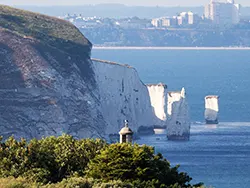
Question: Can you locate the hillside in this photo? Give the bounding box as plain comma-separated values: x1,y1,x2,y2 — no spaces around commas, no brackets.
81,26,250,47
0,5,105,139
0,5,92,56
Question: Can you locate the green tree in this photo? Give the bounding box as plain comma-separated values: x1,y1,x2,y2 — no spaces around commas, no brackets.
0,136,29,178
0,134,107,183
26,134,107,183
86,143,200,188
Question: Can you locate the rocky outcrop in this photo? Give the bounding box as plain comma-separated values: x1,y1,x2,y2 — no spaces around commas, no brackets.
205,95,219,124
167,88,190,140
147,83,168,127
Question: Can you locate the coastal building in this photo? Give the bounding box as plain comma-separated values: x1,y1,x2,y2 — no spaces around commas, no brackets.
188,11,200,25
161,17,177,27
151,18,161,27
204,0,240,25
152,12,199,27
152,17,178,28
177,16,184,25
119,120,133,143
177,12,199,25
180,12,188,25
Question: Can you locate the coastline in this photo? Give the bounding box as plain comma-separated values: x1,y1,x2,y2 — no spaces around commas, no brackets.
93,46,250,50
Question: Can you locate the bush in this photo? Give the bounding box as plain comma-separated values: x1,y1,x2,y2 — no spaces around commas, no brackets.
0,135,204,187
93,180,133,188
0,177,37,188
0,135,107,183
86,143,200,188
43,177,94,188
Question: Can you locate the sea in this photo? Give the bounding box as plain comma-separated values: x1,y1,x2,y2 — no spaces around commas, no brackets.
92,48,250,188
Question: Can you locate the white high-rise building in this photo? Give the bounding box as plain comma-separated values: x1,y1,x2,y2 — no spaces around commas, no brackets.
187,12,200,25
151,18,161,27
204,0,240,25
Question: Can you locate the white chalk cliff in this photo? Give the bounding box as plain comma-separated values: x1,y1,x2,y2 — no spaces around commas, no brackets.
167,88,190,140
92,59,159,136
205,96,219,124
147,83,168,123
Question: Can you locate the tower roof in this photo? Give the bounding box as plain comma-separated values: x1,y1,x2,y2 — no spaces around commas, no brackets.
119,120,133,135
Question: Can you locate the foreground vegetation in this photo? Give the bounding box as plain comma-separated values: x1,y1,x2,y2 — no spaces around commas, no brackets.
0,134,204,187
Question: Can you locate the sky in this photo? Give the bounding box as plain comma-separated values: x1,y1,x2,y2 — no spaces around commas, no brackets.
1,0,250,6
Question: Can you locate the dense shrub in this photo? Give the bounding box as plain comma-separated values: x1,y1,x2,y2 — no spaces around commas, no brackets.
0,177,132,188
43,177,94,188
0,135,107,183
87,143,202,188
0,177,37,188
0,135,204,187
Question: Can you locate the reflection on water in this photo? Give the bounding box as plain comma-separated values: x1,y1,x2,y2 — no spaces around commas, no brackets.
137,122,250,188
205,124,218,129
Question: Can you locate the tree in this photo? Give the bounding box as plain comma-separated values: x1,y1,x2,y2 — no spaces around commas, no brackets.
26,134,107,183
0,134,107,183
0,136,29,178
87,143,201,187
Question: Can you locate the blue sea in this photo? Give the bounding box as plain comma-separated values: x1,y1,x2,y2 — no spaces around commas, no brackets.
92,49,250,188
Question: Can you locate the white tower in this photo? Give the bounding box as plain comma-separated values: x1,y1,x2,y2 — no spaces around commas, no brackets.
119,120,133,143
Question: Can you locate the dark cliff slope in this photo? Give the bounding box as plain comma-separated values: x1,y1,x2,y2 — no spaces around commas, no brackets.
0,5,106,139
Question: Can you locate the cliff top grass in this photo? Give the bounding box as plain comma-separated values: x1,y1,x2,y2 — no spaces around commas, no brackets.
147,83,167,88
0,5,92,56
205,95,219,99
91,58,133,68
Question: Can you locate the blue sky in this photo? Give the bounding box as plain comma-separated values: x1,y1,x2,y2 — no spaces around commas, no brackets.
1,0,249,6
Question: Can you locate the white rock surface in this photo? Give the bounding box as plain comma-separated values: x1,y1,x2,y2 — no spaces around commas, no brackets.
205,96,219,123
147,83,168,122
167,88,190,140
92,59,159,136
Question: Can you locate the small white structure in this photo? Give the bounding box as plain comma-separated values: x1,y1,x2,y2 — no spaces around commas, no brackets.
119,120,133,143
205,95,219,124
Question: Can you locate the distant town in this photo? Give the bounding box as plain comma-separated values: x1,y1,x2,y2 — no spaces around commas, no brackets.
59,0,250,47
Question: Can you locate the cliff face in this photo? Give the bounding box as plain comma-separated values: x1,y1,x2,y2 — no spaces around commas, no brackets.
92,59,159,135
167,88,190,140
147,83,168,123
0,28,108,140
0,6,107,140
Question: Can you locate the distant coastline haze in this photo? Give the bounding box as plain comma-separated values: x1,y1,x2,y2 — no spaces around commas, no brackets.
1,0,250,6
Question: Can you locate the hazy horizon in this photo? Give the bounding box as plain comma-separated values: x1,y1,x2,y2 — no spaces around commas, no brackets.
1,0,250,7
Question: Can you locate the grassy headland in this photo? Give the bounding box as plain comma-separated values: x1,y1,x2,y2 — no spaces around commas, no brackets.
0,5,92,57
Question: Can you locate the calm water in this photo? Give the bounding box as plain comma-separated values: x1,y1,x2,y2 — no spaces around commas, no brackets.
138,123,250,188
92,49,250,188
